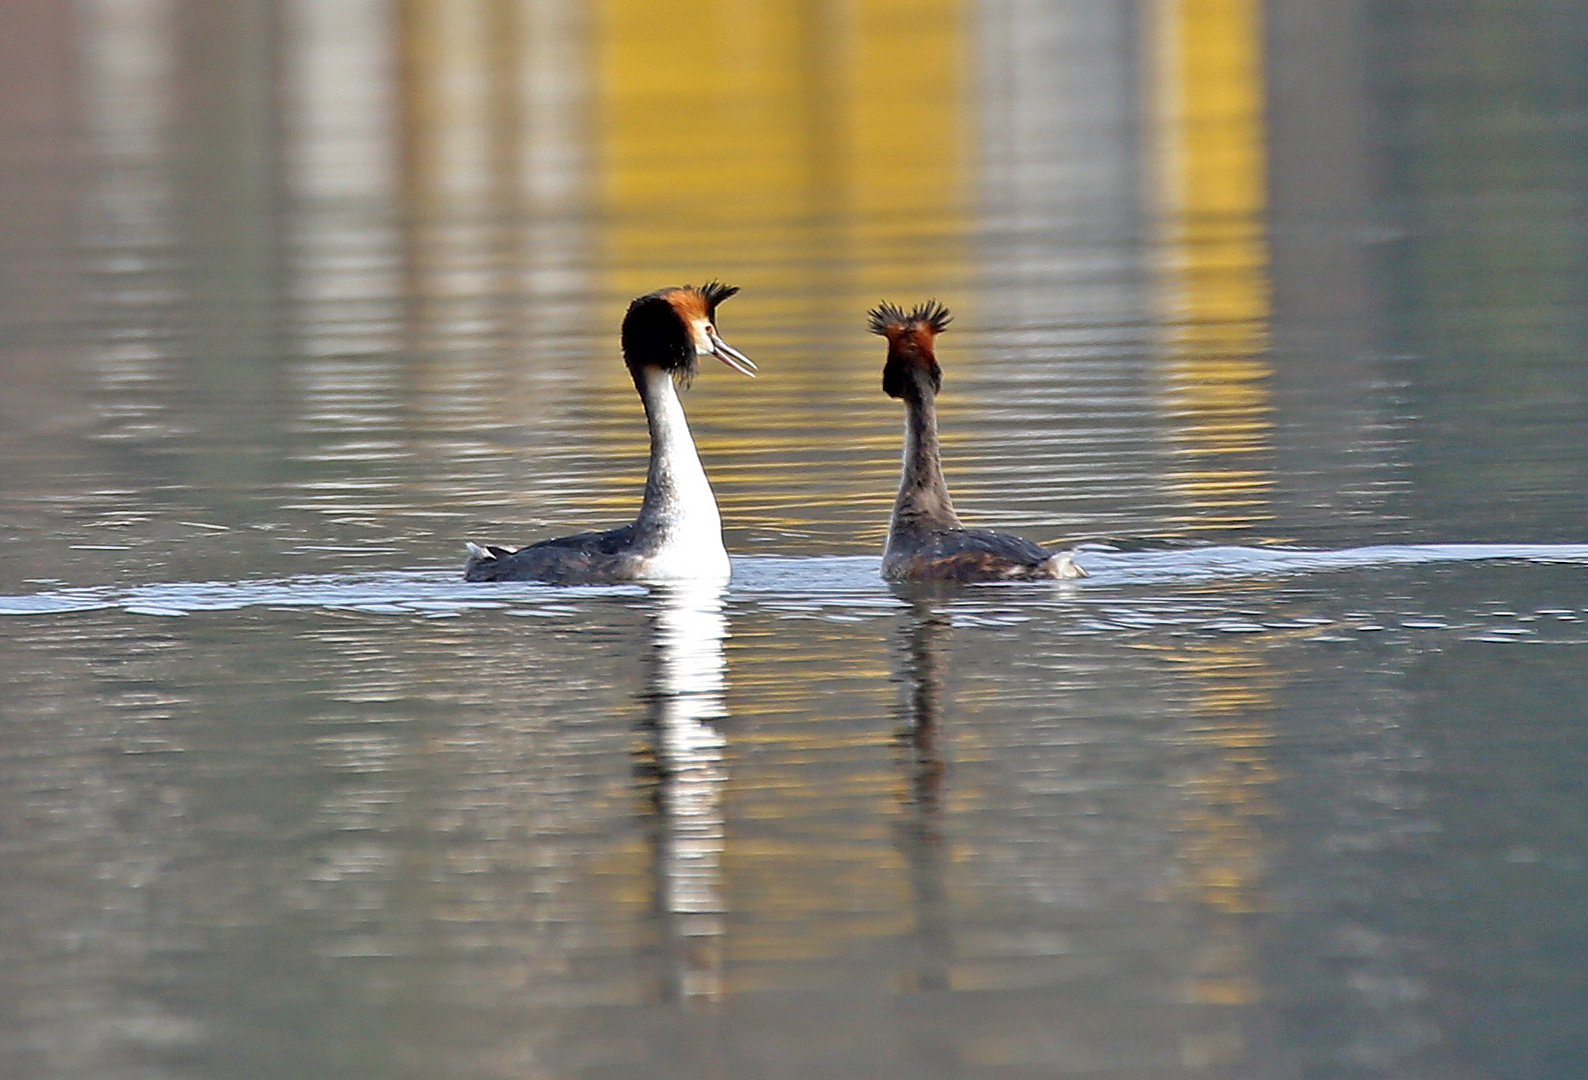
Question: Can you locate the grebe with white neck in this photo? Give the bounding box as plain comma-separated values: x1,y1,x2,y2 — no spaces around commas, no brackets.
464,282,755,583
870,300,1086,583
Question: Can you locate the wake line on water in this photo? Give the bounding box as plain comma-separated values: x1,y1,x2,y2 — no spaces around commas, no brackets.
1,544,1585,617
1071,542,1588,584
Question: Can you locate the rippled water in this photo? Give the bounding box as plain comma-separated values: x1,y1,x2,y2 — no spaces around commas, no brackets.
4,2,1588,1079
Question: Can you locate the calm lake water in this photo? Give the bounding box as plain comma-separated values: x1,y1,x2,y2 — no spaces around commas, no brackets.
3,2,1588,1078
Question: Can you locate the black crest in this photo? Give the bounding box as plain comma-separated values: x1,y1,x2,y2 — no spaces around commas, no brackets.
873,299,949,399
868,301,910,335
697,280,739,313
868,299,952,337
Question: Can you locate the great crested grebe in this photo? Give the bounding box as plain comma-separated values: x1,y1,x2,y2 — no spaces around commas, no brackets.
870,300,1086,583
463,282,755,583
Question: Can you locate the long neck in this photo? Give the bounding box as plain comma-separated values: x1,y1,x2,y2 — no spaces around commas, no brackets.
634,366,722,544
890,375,961,541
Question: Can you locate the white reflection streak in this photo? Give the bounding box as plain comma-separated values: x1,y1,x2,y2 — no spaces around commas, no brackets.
79,0,177,410
282,0,401,361
516,0,590,315
80,0,174,247
647,582,729,1003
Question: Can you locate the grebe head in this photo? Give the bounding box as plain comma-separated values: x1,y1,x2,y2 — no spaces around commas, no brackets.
869,300,951,399
622,281,757,384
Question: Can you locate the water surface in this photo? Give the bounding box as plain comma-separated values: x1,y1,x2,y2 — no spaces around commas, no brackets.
3,2,1588,1078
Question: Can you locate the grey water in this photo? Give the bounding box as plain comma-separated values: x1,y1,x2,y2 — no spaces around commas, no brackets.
4,2,1588,1079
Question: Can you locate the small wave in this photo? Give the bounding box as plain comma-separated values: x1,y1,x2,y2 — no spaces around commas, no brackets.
0,573,644,618
1069,542,1588,585
1,544,1584,618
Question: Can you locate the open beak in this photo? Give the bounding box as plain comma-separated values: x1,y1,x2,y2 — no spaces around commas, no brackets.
707,328,757,377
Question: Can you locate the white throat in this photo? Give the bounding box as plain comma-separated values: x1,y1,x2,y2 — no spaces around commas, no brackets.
633,366,729,578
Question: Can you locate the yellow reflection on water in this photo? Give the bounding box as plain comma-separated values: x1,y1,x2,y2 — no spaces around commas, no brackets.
1160,636,1282,1066
592,0,971,540
1151,0,1279,1061
594,0,967,294
381,0,972,540
1152,0,1274,533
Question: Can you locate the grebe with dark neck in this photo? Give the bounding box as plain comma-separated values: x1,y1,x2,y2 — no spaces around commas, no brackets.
464,282,755,583
870,300,1085,583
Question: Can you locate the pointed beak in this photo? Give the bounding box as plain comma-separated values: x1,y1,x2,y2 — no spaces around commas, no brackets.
707,328,757,377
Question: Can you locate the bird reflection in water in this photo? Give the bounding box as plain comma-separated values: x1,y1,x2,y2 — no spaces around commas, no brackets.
635,581,730,1004
892,595,954,996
